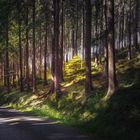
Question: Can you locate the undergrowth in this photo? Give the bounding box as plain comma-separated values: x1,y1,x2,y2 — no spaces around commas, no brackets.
0,54,140,140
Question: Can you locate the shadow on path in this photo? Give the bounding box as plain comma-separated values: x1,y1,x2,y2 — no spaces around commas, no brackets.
0,107,93,140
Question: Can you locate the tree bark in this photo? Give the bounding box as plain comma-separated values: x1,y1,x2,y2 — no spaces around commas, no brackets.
5,15,10,92
32,0,36,92
39,25,42,80
75,0,78,55
106,0,117,98
103,0,108,80
85,0,93,95
128,0,132,60
18,1,23,92
134,0,139,51
53,0,61,93
44,11,48,85
59,0,64,82
25,4,30,90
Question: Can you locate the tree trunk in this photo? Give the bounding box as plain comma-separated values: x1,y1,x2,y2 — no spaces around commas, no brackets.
95,1,99,66
134,0,139,51
103,0,108,80
12,58,16,86
128,0,132,60
106,0,117,98
75,0,78,55
85,0,93,95
5,15,10,92
39,25,42,80
18,1,23,92
25,4,30,90
81,0,85,60
32,0,36,92
44,12,48,85
72,28,75,57
60,0,64,82
121,0,125,49
54,0,61,93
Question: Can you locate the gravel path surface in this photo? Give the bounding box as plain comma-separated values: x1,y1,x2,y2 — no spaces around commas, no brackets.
0,107,93,140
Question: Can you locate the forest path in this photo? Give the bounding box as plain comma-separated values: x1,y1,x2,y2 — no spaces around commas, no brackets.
0,107,93,140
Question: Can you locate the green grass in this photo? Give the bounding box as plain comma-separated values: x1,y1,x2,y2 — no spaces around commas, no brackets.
0,53,140,140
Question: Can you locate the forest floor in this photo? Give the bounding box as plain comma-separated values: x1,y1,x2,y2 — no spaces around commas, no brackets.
0,50,140,140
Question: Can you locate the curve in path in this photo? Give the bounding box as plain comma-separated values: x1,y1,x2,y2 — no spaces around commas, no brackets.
0,107,93,140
